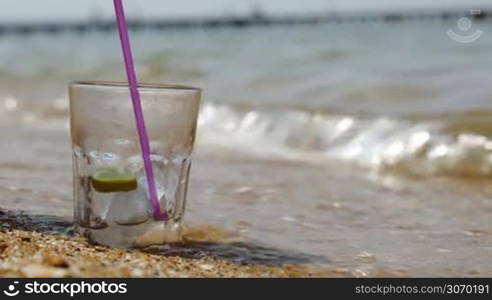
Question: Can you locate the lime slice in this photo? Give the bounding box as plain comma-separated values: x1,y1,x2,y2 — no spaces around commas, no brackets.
90,168,138,193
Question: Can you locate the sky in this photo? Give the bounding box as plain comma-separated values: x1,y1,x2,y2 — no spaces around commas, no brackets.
1,0,491,22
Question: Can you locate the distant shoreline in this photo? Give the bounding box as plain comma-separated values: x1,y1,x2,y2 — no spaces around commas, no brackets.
0,9,489,35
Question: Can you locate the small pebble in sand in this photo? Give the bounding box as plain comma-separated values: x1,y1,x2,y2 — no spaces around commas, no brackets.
199,264,215,271
21,264,68,278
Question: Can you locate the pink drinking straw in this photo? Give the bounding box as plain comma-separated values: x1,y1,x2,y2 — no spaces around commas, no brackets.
113,0,168,221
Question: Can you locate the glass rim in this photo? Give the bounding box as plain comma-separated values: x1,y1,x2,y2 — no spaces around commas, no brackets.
70,81,201,92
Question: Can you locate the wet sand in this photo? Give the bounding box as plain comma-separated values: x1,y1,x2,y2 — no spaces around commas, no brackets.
0,230,329,278
0,210,349,278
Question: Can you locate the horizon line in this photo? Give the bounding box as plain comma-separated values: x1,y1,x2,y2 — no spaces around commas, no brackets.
0,8,489,35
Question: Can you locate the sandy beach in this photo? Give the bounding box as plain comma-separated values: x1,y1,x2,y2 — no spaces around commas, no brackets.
0,210,351,278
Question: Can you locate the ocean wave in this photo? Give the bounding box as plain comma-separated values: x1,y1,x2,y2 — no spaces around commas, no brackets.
5,95,492,178
198,103,492,178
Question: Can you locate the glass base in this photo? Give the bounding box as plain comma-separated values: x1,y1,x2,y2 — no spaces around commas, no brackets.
77,220,182,248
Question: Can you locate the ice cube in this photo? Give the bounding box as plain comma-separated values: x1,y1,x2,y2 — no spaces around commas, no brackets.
138,162,179,214
125,155,143,174
92,192,113,219
162,157,181,201
85,190,114,229
124,153,186,218
107,187,152,226
89,151,121,165
89,152,124,177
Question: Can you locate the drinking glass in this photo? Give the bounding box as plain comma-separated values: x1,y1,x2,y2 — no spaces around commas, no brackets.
69,81,201,248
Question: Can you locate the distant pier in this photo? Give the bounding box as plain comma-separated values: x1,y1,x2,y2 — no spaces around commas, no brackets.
0,9,489,36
